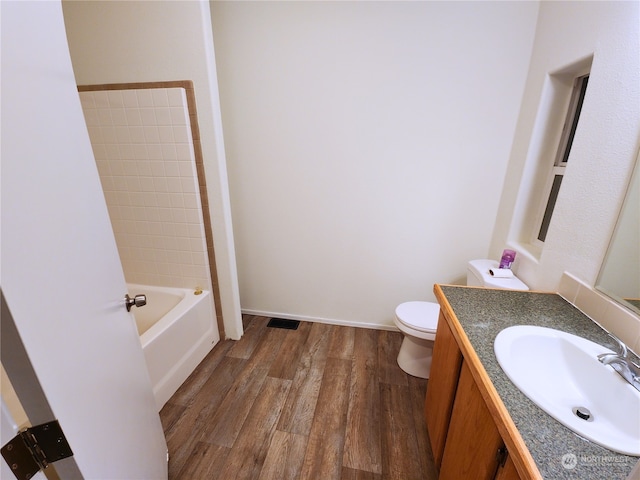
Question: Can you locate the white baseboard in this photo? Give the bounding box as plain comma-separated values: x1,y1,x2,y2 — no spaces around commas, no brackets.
240,309,399,332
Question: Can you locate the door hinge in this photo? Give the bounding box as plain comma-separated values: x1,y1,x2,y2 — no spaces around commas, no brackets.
495,446,508,468
1,420,73,480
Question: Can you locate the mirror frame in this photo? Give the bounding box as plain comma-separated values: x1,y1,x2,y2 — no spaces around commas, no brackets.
596,150,640,316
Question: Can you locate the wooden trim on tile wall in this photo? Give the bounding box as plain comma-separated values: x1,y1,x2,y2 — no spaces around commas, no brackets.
77,81,225,337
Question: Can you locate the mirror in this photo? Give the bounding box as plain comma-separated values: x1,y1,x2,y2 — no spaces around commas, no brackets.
596,150,640,315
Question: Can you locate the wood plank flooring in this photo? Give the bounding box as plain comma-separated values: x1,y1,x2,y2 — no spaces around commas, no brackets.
160,315,438,480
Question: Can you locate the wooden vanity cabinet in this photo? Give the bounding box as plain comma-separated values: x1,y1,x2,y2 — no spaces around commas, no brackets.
425,309,524,480
440,361,519,480
424,311,462,466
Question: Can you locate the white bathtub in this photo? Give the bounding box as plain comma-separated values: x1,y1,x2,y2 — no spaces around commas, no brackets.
128,283,219,411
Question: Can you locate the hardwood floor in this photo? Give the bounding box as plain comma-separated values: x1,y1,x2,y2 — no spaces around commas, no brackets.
160,315,438,480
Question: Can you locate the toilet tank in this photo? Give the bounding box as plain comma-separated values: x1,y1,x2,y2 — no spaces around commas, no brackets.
467,259,529,291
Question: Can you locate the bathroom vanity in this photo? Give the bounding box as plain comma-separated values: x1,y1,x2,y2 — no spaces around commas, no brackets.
425,285,639,480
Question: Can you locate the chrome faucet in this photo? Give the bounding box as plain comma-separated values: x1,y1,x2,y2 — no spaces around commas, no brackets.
598,333,640,392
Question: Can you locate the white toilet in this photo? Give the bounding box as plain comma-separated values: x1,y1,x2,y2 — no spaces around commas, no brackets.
394,301,440,378
394,259,528,378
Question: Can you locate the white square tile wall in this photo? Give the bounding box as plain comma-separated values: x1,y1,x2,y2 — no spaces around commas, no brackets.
80,88,210,290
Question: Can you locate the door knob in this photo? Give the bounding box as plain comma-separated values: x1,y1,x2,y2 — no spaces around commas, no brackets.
125,293,146,312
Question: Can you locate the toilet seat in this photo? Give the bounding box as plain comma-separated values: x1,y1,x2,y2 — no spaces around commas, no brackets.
394,301,439,339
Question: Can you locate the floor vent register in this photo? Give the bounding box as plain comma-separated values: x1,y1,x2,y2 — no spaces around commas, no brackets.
266,318,300,330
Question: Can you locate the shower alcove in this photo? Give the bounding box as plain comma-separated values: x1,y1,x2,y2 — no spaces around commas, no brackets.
78,81,223,406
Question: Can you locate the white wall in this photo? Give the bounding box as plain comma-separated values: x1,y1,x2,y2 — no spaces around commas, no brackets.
62,1,243,338
211,1,538,328
490,1,640,294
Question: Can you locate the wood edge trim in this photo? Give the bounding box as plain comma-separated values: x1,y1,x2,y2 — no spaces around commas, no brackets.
77,80,194,92
433,284,543,480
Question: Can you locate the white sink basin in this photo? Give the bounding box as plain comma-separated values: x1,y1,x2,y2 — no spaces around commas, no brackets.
494,325,640,456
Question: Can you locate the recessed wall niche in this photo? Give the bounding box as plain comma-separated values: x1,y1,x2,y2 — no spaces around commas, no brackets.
78,81,224,335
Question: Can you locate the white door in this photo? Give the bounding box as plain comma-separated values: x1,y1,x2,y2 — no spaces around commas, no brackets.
1,2,168,479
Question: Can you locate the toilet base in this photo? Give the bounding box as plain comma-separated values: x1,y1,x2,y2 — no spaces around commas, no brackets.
396,335,433,379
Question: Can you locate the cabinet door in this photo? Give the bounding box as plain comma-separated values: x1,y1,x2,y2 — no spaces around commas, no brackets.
439,361,504,480
425,313,463,467
495,453,521,480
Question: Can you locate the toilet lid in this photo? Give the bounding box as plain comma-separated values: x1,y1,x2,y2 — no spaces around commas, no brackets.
395,301,439,334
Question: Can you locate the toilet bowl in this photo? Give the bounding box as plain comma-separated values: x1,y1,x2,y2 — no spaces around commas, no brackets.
394,259,529,379
393,301,440,378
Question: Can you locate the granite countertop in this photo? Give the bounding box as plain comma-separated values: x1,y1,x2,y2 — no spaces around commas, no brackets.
438,285,639,480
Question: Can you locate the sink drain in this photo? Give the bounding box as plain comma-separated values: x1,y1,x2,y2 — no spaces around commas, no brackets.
573,406,594,422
